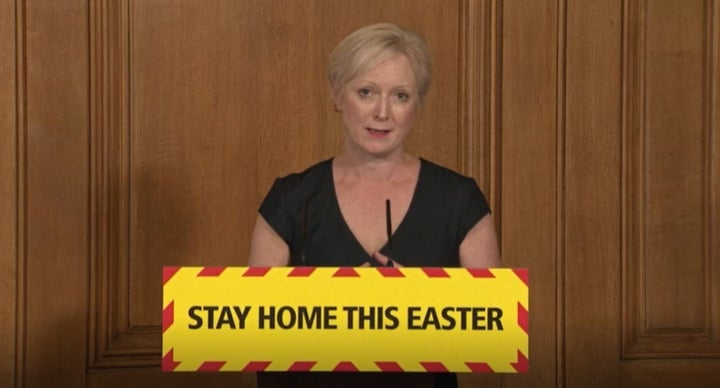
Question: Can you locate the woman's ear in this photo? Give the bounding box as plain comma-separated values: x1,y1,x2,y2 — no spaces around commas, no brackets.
329,85,343,112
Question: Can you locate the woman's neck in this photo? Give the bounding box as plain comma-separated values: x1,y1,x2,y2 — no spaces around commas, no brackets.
334,149,418,183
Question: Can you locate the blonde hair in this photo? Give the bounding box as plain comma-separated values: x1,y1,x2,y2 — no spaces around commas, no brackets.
327,23,432,102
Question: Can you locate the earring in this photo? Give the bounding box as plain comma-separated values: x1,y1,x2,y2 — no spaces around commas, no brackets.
334,105,342,112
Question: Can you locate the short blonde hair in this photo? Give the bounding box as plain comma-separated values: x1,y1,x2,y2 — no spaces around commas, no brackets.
328,23,432,102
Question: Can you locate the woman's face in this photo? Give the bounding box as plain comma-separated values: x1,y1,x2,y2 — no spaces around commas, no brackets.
334,54,420,159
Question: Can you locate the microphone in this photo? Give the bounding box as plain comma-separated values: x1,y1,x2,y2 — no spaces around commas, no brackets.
385,199,394,267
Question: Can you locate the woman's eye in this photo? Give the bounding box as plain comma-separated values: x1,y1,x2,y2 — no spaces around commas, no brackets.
357,88,372,98
396,92,410,101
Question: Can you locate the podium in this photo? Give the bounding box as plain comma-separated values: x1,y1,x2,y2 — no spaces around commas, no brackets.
162,266,528,373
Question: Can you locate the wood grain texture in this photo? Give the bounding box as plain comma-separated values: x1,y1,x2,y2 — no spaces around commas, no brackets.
457,3,503,387
564,0,623,385
623,0,720,358
501,0,558,386
458,0,503,223
620,360,720,388
23,0,89,387
0,0,17,386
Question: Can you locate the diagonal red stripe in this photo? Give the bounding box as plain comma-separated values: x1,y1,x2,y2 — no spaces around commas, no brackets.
162,301,174,333
467,268,495,278
333,361,358,372
376,267,404,277
518,302,529,334
511,350,529,373
288,267,315,277
465,362,494,373
243,267,271,277
163,266,180,285
288,361,316,371
375,361,404,372
197,361,226,372
333,267,360,277
420,362,449,372
422,268,450,278
161,349,181,371
512,268,529,286
197,266,226,277
243,361,272,371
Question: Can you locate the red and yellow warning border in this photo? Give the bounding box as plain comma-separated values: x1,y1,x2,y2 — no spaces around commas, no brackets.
162,267,528,373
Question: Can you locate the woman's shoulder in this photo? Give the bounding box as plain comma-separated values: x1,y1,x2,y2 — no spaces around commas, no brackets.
417,157,487,205
419,158,476,185
273,158,333,190
260,158,333,222
417,158,490,219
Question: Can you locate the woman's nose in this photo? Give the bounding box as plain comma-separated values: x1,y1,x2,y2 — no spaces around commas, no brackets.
374,97,390,121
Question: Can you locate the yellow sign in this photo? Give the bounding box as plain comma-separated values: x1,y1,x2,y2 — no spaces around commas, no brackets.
162,266,528,373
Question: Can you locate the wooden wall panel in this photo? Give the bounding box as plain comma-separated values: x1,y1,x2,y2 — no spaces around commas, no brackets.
458,0,502,216
501,1,558,387
620,360,720,388
623,0,720,358
0,0,17,386
23,0,89,387
458,4,504,387
564,0,622,385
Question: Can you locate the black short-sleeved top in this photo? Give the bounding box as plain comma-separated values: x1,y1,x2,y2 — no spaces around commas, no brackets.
256,158,490,388
259,158,490,267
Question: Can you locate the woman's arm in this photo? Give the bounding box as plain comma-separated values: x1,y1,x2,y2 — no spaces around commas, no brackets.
248,214,291,266
459,214,501,268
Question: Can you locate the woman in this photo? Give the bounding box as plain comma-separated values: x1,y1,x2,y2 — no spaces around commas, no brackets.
250,22,501,388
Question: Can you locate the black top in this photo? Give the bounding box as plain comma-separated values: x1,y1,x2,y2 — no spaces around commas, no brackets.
256,158,491,388
259,158,490,268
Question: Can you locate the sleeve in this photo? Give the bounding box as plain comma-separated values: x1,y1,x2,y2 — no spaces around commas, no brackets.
258,178,294,244
456,177,491,242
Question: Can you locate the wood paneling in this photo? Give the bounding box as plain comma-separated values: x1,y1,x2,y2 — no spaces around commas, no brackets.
620,360,720,388
458,0,502,217
564,0,623,385
623,0,720,358
458,4,504,387
0,0,18,386
88,0,143,369
23,1,89,387
501,0,558,387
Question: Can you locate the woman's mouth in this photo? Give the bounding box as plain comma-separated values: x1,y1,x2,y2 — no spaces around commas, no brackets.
367,127,391,136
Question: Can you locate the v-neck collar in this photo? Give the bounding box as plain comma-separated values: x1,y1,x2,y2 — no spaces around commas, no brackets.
328,158,425,260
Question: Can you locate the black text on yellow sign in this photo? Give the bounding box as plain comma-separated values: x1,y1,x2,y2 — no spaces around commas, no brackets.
187,305,505,331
